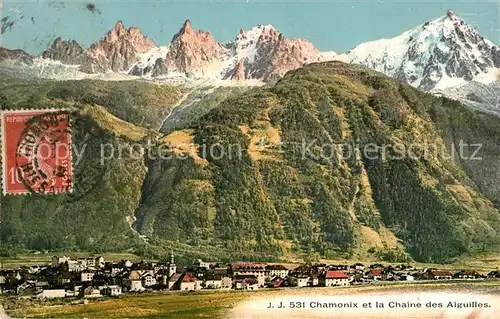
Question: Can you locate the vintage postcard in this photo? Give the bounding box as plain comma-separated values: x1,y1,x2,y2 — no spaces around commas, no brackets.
0,1,498,318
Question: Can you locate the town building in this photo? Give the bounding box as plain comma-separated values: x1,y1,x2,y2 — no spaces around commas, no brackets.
174,272,201,291
321,271,350,287
453,270,481,280
230,263,266,287
168,251,177,278
101,285,122,296
352,263,365,271
423,269,453,280
365,268,383,280
194,259,211,270
51,256,70,268
288,274,309,287
266,264,289,278
80,270,95,282
141,273,157,287
269,276,285,288
124,270,145,292
83,286,102,298
234,275,259,290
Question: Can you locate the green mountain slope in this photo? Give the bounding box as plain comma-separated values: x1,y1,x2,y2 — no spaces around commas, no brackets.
0,76,182,253
1,63,499,263
137,62,500,263
0,109,147,252
0,75,185,129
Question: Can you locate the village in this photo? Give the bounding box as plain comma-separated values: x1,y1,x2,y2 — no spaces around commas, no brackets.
0,253,499,299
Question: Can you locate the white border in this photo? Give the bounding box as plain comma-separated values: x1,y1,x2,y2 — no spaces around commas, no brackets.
1,109,7,196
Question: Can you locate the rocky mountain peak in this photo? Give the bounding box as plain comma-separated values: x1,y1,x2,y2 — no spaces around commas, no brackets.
181,19,194,34
46,37,84,54
226,59,246,81
164,20,224,74
245,26,321,82
129,22,332,81
40,21,157,73
258,24,279,40
346,10,499,91
83,21,156,72
172,19,204,42
0,47,33,64
104,21,127,42
41,37,91,67
95,21,156,52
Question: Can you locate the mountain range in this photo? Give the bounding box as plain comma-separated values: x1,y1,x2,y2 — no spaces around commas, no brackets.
28,19,336,83
0,13,495,81
1,11,498,114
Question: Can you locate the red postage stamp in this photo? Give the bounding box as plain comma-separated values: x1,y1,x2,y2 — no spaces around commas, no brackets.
1,109,73,195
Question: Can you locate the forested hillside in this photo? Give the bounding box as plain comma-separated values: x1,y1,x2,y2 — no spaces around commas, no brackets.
1,62,499,263
0,76,183,253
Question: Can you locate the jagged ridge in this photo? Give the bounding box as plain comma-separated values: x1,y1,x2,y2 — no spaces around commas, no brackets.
34,20,335,83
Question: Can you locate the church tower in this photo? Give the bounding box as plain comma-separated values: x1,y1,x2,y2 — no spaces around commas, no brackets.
168,250,176,277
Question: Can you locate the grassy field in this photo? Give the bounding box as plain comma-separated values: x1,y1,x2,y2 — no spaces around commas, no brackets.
3,281,499,319
0,252,141,269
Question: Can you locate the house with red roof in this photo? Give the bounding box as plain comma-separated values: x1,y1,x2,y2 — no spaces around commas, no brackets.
268,276,286,288
169,272,202,291
365,268,383,280
234,275,259,290
179,272,202,291
320,271,350,287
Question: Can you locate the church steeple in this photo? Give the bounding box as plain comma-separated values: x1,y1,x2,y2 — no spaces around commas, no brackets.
170,250,175,264
168,250,176,277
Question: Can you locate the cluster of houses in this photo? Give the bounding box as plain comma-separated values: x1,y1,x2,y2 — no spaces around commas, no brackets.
0,254,499,299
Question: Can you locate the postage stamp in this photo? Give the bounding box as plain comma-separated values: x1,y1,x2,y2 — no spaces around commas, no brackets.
1,109,73,195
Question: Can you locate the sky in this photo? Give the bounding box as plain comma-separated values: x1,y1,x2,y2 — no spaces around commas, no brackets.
0,0,498,55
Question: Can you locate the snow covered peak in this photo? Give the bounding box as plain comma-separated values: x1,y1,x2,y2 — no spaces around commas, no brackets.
446,9,459,20
233,25,272,63
238,24,276,35
130,21,331,83
227,23,334,82
347,11,499,91
234,24,277,45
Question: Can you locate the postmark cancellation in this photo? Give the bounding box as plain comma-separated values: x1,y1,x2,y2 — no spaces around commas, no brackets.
1,109,73,195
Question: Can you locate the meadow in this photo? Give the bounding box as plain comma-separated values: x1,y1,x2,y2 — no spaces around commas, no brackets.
3,281,500,319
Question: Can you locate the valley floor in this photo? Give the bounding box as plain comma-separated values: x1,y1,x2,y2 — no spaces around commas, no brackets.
2,251,499,272
3,280,500,319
